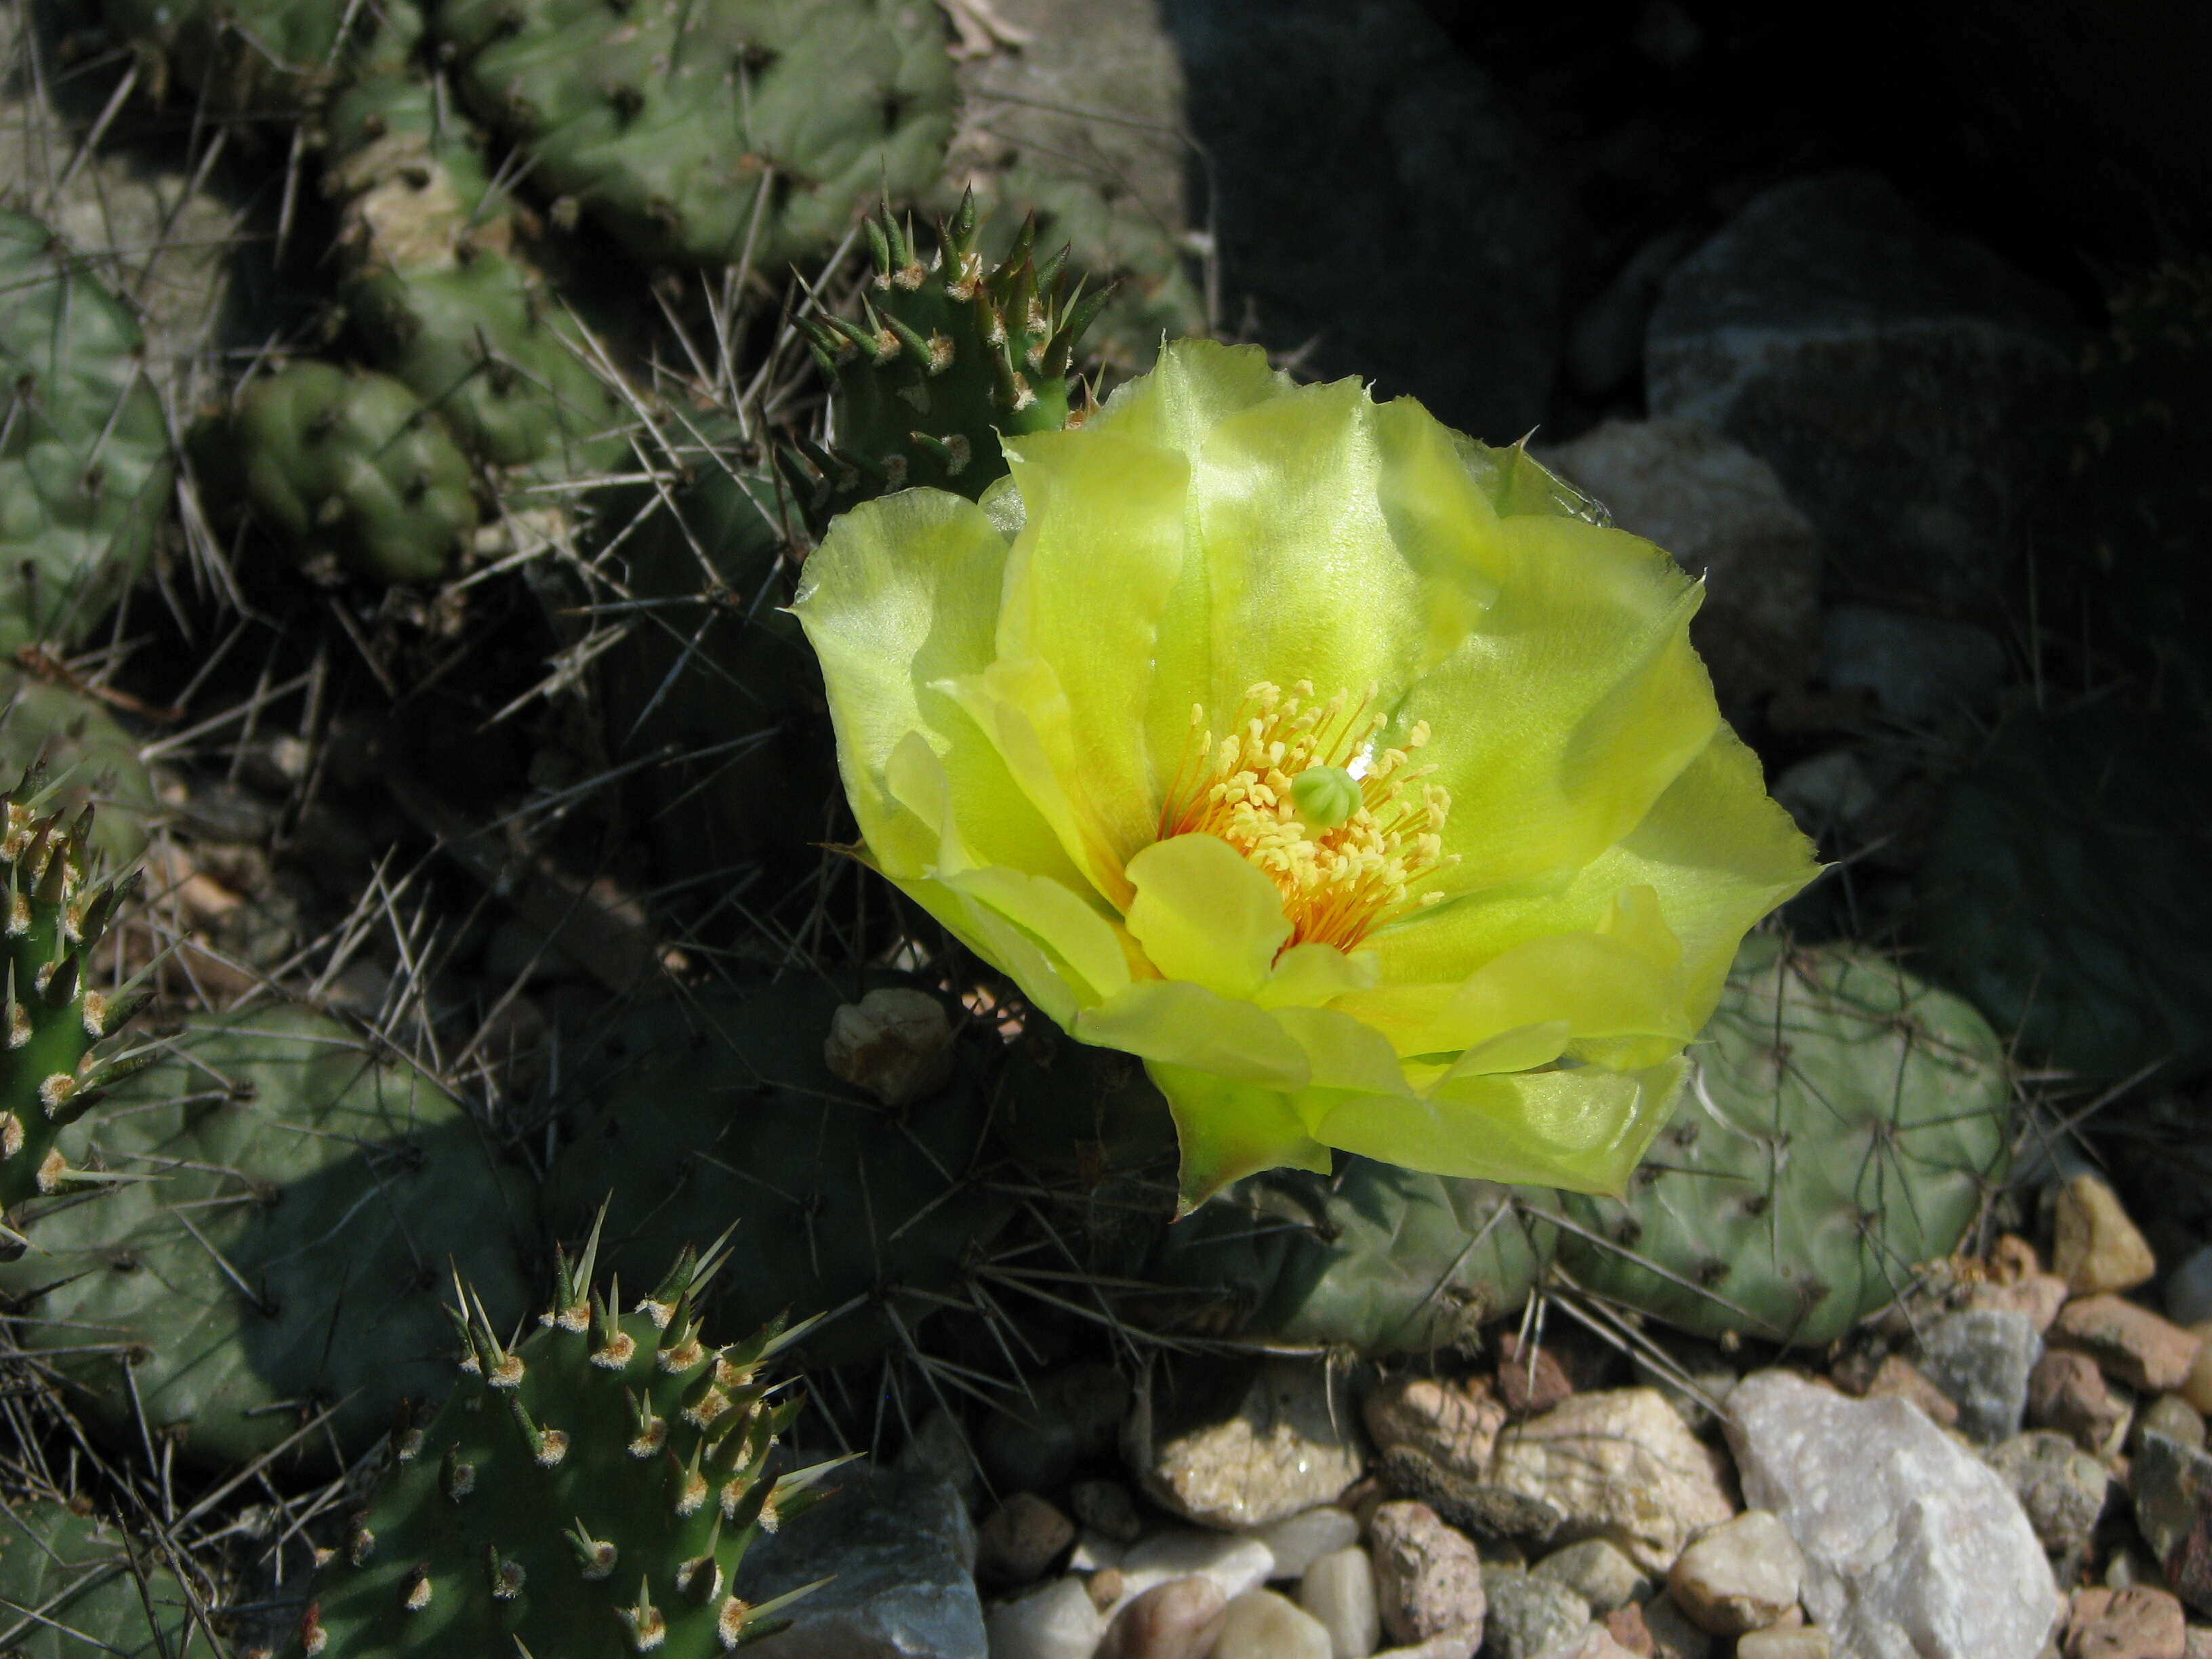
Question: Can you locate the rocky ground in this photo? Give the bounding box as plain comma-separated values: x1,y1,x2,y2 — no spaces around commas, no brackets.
732,1174,2212,1659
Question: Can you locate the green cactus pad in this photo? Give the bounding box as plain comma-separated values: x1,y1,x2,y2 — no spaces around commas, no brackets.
0,1500,196,1658
0,211,172,654
100,0,388,114
0,766,142,1226
785,194,1106,529
215,360,477,583
300,1222,842,1658
547,980,1010,1368
0,674,157,866
433,0,956,270
0,1006,537,1465
1917,705,2212,1083
1555,937,2013,1347
998,1038,1557,1354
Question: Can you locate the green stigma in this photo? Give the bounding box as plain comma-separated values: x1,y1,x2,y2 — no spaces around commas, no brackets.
1290,765,1363,831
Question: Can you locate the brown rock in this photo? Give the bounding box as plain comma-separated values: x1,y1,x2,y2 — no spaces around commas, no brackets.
2186,1326,2212,1418
2055,1175,2160,1297
1370,1500,1488,1646
2032,1350,2134,1454
1990,1233,2044,1282
2067,1584,2187,1659
1862,1353,1962,1428
1097,1575,1228,1659
2055,1297,2206,1394
1089,1568,1128,1612
977,1492,1077,1589
1364,1376,1507,1477
1496,1333,1575,1416
1969,1271,2073,1334
1605,1603,1657,1656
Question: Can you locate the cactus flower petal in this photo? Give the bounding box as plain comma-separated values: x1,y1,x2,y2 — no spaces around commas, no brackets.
794,339,1818,1211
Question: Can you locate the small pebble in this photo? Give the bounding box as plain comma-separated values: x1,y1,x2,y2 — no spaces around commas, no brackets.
977,1492,1076,1589
1736,1630,1832,1659
985,1576,1103,1659
1253,1505,1361,1580
1215,1589,1333,1659
1496,1333,1575,1416
1089,1569,1128,1612
1666,1510,1805,1636
1915,1307,2041,1442
1071,1478,1145,1544
2053,1174,2158,1296
1299,1545,1381,1659
1638,1591,1717,1658
2053,1296,2205,1393
2031,1349,2135,1456
1531,1538,1650,1613
2185,1624,2212,1659
2142,1394,2211,1455
1481,1566,1591,1659
1371,1501,1488,1646
2066,1583,2187,1659
1545,1626,1645,1658
1097,1575,1227,1659
1368,1632,1481,1659
1111,1528,1274,1612
1860,1353,1961,1429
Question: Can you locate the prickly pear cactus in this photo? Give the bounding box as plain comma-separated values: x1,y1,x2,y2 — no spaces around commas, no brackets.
999,1038,1557,1353
1,211,173,653
1555,936,2013,1347
0,674,157,864
433,0,956,270
100,0,386,115
548,979,1010,1366
299,1223,844,1658
1917,705,2212,1082
786,194,1106,527
0,1006,537,1465
0,1500,195,1658
208,361,478,583
0,768,141,1227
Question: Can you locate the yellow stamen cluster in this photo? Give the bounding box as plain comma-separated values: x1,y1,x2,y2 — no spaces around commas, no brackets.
1158,681,1457,954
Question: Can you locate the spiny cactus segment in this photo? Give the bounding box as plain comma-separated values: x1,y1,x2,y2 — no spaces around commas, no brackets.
0,761,142,1227
782,190,1110,531
300,1213,846,1657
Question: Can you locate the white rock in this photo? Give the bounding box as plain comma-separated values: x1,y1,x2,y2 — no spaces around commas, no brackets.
986,1577,1104,1659
1489,1388,1736,1573
1216,1589,1334,1659
1724,1369,2060,1659
1106,1529,1275,1618
1253,1506,1362,1580
1128,1359,1364,1530
1666,1511,1805,1635
1300,1545,1381,1659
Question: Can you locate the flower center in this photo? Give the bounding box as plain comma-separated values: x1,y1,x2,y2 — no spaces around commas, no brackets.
1158,681,1457,954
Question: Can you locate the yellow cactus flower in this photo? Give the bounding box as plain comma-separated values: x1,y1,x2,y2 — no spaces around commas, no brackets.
794,340,1818,1211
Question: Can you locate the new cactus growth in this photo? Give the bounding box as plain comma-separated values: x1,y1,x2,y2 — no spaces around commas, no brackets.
298,1217,844,1657
785,192,1107,529
1,210,173,653
1555,937,2013,1347
0,762,140,1227
208,360,478,583
432,0,956,270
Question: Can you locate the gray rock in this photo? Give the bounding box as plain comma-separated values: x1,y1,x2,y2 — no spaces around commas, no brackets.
1248,1506,1361,1580
1164,0,1578,442
1371,1501,1487,1647
1538,417,1821,714
1820,605,2007,724
1724,1370,2059,1659
1480,1568,1591,1659
981,1362,1131,1494
1983,1431,2110,1580
1529,1538,1649,1614
1916,1307,2042,1442
2169,1244,2212,1330
1126,1358,1363,1530
1069,1478,1145,1545
733,1464,985,1659
1639,1593,1717,1659
2133,1431,2212,1616
2143,1395,2211,1456
1647,170,2078,609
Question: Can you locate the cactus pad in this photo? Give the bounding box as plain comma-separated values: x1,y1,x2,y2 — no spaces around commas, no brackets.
0,1500,194,1658
0,1006,537,1464
216,361,477,583
785,194,1106,527
300,1221,842,1657
0,211,172,653
1555,937,2013,1347
433,0,956,270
